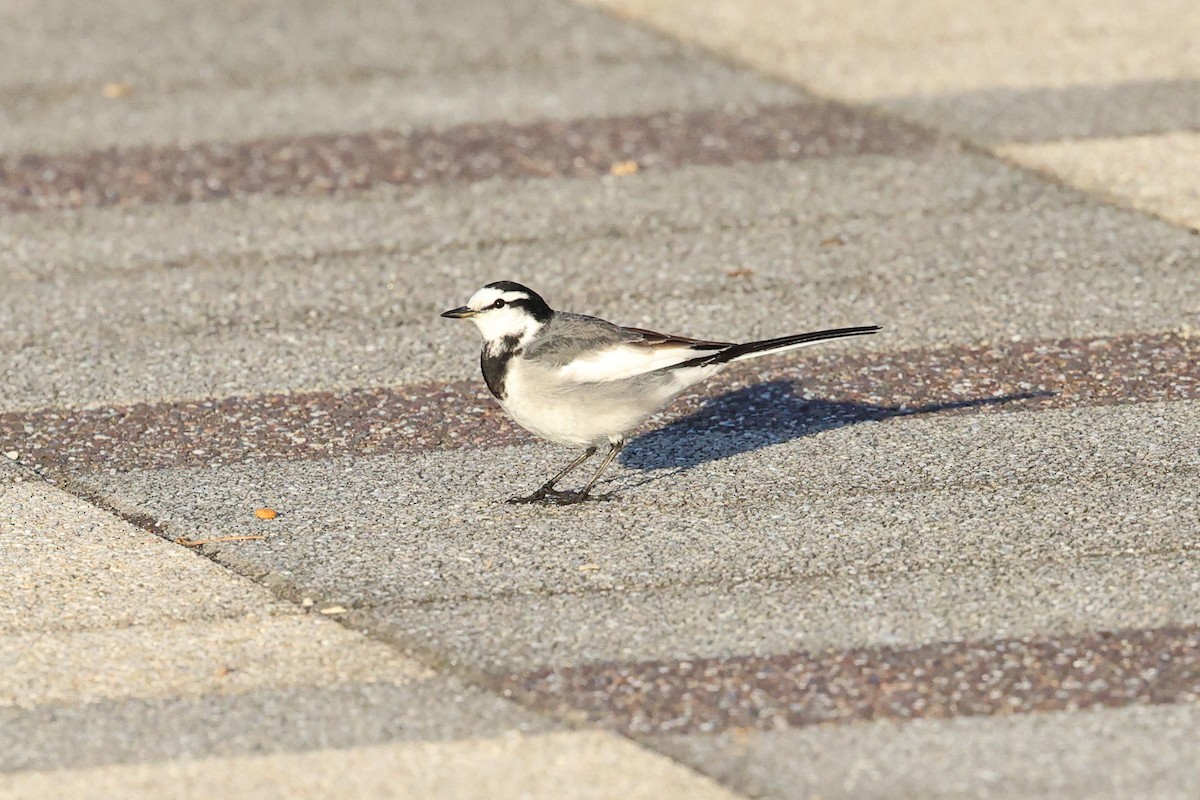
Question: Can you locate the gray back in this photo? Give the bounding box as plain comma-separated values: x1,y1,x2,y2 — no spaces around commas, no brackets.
522,312,640,367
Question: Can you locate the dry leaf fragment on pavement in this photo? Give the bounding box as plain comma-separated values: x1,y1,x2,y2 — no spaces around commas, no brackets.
101,82,133,98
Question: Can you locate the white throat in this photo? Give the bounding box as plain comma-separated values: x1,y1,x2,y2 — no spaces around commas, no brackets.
472,308,543,349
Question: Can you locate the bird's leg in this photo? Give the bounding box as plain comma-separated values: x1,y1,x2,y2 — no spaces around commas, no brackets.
578,440,624,499
542,440,625,505
507,446,596,504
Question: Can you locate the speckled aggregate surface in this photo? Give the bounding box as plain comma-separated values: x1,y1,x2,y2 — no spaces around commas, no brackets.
370,551,1200,672
6,0,1200,796
0,0,801,155
4,152,1197,411
0,456,30,486
77,400,1200,607
0,102,932,212
0,479,566,780
3,332,1195,474
577,0,1200,102
0,678,555,774
878,78,1200,145
496,625,1200,734
0,483,295,634
648,702,1200,800
0,731,740,800
1003,132,1200,230
0,615,430,709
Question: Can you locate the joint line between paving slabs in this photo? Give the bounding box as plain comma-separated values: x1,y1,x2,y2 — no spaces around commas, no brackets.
5,463,748,792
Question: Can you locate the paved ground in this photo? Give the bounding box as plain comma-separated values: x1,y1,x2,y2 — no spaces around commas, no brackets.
1,0,1198,797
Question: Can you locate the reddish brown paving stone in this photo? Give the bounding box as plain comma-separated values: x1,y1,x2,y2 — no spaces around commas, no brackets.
0,102,938,212
490,625,1200,735
0,332,1196,476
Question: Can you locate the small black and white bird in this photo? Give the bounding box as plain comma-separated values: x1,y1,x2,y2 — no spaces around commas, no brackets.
442,281,879,505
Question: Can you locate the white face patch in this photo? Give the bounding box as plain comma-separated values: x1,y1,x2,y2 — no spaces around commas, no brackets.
464,286,542,344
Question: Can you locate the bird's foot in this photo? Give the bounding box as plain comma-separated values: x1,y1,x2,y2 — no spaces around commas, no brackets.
506,486,554,504
506,488,616,506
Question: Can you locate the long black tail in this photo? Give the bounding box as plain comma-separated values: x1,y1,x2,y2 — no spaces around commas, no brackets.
683,325,881,368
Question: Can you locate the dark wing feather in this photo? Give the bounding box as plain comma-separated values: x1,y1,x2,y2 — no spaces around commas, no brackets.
619,325,732,351
525,313,730,368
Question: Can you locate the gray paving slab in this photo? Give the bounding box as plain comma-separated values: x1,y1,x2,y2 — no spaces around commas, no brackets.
578,0,1200,102
0,731,740,800
6,98,908,214
648,702,1200,800
4,150,979,280
4,155,1198,410
0,0,678,90
0,479,571,786
878,78,1200,145
580,0,1200,241
78,402,1200,609
495,625,1200,738
0,481,295,634
0,0,799,154
0,676,556,773
370,552,1200,672
1003,132,1200,232
0,615,429,709
2,61,800,157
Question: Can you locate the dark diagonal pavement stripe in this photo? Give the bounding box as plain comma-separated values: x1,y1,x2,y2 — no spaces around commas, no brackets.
2,332,1196,475
493,625,1200,735
0,102,936,212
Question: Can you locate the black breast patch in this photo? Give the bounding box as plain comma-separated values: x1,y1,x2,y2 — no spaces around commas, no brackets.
480,335,522,400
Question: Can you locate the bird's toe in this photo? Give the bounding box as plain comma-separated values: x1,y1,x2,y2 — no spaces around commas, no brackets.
546,489,617,505
507,487,569,504
506,488,617,506
506,492,545,504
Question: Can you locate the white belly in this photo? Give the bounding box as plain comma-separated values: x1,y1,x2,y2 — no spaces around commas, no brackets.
498,358,697,447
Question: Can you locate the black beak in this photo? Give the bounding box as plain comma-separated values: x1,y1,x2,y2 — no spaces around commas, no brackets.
440,306,475,319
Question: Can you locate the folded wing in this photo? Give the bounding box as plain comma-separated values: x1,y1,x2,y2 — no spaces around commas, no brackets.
557,326,731,383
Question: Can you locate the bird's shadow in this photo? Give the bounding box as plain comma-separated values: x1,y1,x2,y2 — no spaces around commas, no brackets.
617,380,1053,480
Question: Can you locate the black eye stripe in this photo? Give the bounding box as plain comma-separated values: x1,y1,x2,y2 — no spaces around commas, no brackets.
473,287,552,322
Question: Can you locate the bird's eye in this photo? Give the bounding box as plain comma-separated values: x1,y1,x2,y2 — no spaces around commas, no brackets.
492,299,507,309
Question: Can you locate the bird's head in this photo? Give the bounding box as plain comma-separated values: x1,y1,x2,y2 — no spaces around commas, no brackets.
441,281,553,344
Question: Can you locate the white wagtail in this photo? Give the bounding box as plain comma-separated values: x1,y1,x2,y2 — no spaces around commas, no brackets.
442,281,879,504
